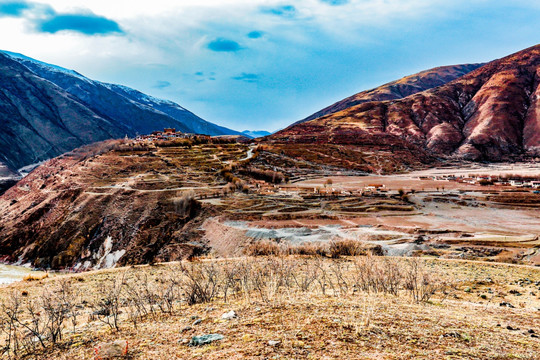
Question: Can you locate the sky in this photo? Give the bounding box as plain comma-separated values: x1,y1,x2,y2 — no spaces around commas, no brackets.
0,1,539,132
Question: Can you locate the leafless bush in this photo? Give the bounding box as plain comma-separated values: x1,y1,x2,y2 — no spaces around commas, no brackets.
221,262,243,303
0,291,23,359
40,280,78,345
179,263,221,305
22,273,48,282
403,259,446,303
91,274,125,331
155,138,193,148
240,167,284,184
154,276,180,315
245,258,294,304
329,261,350,295
65,140,122,161
124,275,153,329
114,142,155,152
0,256,449,358
0,281,79,358
290,260,318,293
122,271,181,330
245,240,282,256
248,239,382,259
329,239,367,258
288,242,328,256
351,256,403,296
311,257,332,295
221,183,236,196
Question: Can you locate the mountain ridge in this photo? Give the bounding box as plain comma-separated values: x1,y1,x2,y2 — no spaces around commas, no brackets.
0,53,126,170
294,63,485,125
0,50,242,171
272,44,540,162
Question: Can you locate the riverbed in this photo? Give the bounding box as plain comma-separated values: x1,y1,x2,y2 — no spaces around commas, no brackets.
0,264,34,285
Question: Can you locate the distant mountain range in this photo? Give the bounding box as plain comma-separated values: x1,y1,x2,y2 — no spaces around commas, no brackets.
0,50,242,171
272,44,540,161
242,130,272,138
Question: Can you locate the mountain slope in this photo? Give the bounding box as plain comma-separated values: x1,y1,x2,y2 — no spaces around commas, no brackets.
0,54,126,170
273,44,540,161
0,51,241,171
0,140,230,269
296,63,484,125
4,51,244,137
104,83,240,136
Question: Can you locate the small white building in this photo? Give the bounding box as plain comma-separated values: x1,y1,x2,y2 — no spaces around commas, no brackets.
509,180,523,187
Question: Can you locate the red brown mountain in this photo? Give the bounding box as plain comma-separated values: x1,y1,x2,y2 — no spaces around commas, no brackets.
272,44,540,161
295,63,484,125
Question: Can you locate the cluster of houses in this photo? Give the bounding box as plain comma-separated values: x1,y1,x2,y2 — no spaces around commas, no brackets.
421,174,540,188
135,128,211,142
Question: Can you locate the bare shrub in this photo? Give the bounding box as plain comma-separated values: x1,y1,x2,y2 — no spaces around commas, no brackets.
66,140,121,160
248,258,296,304
221,262,243,303
329,239,374,258
179,263,221,305
124,272,179,329
154,275,180,315
124,275,154,329
247,239,381,258
40,280,77,345
290,259,318,294
91,274,125,331
288,242,328,256
0,291,24,358
351,256,403,296
0,256,453,358
403,259,445,303
239,167,284,184
245,240,282,256
329,261,350,295
155,139,193,148
222,183,236,196
0,281,79,358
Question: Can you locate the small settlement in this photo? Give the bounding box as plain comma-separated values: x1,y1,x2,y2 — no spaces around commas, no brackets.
135,128,211,142
421,174,540,188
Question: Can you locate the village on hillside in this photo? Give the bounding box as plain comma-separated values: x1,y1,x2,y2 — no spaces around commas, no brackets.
135,128,212,141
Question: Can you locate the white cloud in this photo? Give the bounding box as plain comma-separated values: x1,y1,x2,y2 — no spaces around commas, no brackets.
0,0,537,131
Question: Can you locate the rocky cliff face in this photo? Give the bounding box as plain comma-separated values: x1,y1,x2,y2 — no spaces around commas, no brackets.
274,45,540,161
0,51,241,171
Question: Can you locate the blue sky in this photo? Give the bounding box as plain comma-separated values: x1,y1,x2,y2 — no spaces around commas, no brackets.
0,0,539,132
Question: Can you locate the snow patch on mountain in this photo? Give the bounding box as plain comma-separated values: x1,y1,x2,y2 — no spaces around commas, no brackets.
1,50,91,83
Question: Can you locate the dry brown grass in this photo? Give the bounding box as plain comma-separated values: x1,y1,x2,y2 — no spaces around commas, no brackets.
246,239,383,258
22,272,48,282
245,240,282,256
0,257,538,359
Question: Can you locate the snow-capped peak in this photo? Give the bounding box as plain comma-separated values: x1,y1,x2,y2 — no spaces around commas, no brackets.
0,50,91,83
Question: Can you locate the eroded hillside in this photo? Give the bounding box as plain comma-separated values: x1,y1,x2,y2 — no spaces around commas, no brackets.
0,140,235,269
296,63,484,124
274,44,540,161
